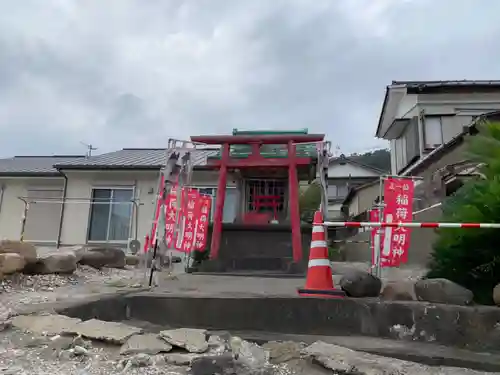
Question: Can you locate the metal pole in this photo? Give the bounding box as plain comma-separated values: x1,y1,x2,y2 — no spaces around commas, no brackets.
374,176,384,278
19,199,29,242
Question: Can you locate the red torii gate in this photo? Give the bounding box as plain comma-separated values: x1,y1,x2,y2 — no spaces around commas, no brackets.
191,133,325,263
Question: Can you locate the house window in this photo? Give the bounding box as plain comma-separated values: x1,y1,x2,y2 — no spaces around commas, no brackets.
424,116,444,149
394,135,407,172
88,188,134,242
328,184,348,198
192,187,237,223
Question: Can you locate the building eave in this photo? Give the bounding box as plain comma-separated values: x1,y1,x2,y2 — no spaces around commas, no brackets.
0,172,64,178
375,84,407,138
55,165,163,171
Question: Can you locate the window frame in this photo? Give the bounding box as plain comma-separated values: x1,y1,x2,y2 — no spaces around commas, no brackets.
86,186,135,243
189,185,238,223
423,116,444,150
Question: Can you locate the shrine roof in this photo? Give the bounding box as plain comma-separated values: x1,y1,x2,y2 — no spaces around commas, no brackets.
191,129,324,161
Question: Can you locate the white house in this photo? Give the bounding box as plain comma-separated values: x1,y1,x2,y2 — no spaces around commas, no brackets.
0,148,239,248
376,80,500,176
326,155,383,219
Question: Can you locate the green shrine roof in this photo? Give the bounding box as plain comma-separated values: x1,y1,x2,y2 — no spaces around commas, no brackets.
209,129,319,159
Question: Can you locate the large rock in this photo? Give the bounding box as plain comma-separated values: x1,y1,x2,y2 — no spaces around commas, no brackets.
190,353,235,375
380,281,415,301
125,254,140,266
339,270,382,297
159,328,208,353
0,253,26,274
414,278,473,306
493,283,500,306
0,240,37,263
79,247,125,269
25,252,77,274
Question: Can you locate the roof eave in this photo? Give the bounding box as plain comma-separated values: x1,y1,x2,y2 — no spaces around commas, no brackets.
0,172,63,177
55,165,164,171
375,84,407,139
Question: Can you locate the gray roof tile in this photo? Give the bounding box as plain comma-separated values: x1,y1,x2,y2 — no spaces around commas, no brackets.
54,148,219,169
392,80,500,89
0,156,85,176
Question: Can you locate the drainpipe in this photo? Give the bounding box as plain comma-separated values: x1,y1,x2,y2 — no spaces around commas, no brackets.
56,170,68,248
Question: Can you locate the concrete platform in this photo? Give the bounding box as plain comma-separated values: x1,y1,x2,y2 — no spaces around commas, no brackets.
55,287,500,354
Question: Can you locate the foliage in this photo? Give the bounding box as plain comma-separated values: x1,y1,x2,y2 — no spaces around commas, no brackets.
349,149,391,172
328,245,341,261
426,120,500,305
299,180,322,222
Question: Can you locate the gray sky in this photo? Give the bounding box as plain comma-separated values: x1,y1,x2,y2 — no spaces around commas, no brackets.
0,0,499,157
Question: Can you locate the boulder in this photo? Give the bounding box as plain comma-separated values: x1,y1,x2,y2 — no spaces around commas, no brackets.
0,240,37,263
125,254,140,266
79,247,125,269
26,252,77,274
0,253,26,274
493,283,500,306
339,270,382,297
62,246,87,262
190,353,235,375
414,278,473,306
380,281,415,301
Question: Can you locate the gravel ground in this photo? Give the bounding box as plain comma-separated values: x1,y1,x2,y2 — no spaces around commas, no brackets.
0,265,147,316
0,266,192,374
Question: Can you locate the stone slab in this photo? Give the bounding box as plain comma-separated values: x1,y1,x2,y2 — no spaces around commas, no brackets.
159,328,208,353
66,319,143,344
11,314,82,335
303,341,487,375
120,333,172,355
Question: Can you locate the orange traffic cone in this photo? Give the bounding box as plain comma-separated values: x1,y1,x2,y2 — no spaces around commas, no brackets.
298,211,345,298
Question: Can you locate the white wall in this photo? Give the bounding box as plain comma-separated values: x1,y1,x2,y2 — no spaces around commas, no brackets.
59,169,230,246
396,94,418,118
0,169,238,245
0,177,65,241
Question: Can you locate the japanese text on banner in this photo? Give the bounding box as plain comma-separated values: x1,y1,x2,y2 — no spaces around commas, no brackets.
165,184,179,248
383,178,415,266
194,196,211,251
179,189,200,253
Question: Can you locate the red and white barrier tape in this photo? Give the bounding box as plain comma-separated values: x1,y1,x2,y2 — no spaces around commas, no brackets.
323,221,500,229
331,240,370,244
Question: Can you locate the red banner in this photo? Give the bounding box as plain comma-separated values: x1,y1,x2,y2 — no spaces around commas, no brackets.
178,188,200,253
382,177,414,266
194,195,211,251
165,184,179,248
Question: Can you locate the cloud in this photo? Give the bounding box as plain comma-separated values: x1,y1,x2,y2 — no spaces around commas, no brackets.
0,0,499,156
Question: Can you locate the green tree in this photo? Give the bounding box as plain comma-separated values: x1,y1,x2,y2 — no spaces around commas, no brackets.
426,120,500,304
349,149,390,172
299,180,322,223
